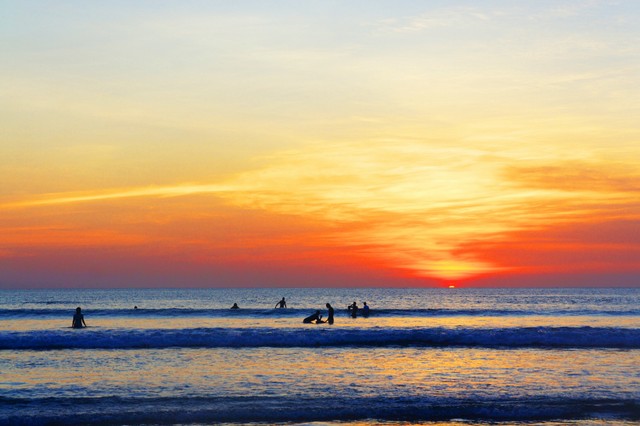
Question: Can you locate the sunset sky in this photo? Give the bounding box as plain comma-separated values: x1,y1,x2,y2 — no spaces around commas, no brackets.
2,1,639,288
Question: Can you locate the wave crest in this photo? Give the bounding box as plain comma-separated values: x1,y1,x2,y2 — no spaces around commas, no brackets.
2,326,639,350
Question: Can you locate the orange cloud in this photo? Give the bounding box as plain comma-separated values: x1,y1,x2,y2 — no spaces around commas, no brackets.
2,141,639,282
504,160,640,193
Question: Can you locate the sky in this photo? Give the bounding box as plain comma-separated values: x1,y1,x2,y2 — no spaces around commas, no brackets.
1,0,639,288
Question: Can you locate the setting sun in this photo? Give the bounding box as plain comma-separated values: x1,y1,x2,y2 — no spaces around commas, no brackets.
2,3,639,425
1,1,639,288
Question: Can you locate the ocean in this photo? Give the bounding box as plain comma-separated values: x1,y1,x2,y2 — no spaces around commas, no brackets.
0,287,638,425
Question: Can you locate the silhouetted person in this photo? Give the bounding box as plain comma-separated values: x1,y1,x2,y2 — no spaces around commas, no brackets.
275,297,287,308
303,310,324,324
349,302,358,318
362,302,370,317
326,303,335,325
231,303,239,309
72,307,86,328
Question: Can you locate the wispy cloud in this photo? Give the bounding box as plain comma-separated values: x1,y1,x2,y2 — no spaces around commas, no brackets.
220,141,640,279
373,1,609,34
1,184,234,209
504,161,640,193
6,140,636,280
373,6,497,33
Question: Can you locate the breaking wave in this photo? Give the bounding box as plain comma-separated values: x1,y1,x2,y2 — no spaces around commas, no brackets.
2,326,639,350
1,395,638,425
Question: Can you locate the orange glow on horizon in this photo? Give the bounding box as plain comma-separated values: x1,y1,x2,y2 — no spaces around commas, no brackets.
2,148,639,285
2,2,640,287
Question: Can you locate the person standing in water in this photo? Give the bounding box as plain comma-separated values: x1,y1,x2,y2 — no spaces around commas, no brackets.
72,307,86,328
326,303,335,325
362,302,370,317
349,302,358,318
275,297,287,308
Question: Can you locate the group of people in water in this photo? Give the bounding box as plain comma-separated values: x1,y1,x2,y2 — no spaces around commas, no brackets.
237,297,371,324
302,303,335,324
288,298,371,324
72,297,371,328
300,301,370,324
348,301,370,318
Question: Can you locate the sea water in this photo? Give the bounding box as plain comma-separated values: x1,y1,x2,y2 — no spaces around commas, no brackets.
0,287,639,425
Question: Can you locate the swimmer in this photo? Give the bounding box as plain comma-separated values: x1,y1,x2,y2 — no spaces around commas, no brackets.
71,307,87,329
349,302,358,318
362,302,370,317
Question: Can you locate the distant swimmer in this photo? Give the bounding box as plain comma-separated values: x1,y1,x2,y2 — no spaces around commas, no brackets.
275,297,287,308
72,307,86,329
348,302,358,318
326,303,335,325
362,302,370,317
303,310,324,324
231,303,239,309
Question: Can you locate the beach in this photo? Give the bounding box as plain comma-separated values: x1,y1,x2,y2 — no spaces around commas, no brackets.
1,287,639,425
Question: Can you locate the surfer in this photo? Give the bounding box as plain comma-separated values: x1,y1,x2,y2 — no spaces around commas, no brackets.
72,307,86,329
275,297,287,308
303,310,324,324
230,303,239,309
326,303,334,325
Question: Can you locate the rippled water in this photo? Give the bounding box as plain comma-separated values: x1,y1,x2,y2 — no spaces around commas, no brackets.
1,287,639,425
